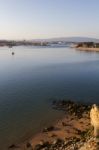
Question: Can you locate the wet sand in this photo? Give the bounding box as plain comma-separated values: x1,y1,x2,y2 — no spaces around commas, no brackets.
30,113,91,148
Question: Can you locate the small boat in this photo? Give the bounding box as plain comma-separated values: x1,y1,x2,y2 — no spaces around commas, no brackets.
12,52,15,55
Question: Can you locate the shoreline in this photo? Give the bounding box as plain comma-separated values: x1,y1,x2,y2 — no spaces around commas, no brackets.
76,47,99,52
30,113,90,149
8,100,99,150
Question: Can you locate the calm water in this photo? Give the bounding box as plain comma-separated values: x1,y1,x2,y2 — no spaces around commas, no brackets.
0,46,99,149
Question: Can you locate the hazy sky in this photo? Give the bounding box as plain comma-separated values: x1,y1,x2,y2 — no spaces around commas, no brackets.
0,0,99,40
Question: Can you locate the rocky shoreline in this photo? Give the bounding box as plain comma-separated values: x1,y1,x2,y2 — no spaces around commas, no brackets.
8,100,99,150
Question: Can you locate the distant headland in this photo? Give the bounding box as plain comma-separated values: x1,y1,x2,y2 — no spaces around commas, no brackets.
75,42,99,52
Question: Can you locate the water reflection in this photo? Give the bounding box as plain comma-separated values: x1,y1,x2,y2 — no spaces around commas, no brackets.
0,46,99,149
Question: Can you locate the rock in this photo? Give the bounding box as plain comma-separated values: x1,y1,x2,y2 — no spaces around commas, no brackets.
52,100,57,105
26,142,33,150
52,138,63,145
34,144,42,150
42,141,49,147
34,141,49,150
52,99,90,118
80,137,99,150
42,126,54,132
8,144,17,149
26,142,31,148
90,104,99,137
62,122,67,126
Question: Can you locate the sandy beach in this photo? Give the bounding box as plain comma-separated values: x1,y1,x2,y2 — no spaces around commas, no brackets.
76,47,99,52
30,113,90,149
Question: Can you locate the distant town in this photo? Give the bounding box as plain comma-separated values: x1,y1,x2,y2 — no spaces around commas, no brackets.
0,40,48,47
0,38,99,49
0,40,71,48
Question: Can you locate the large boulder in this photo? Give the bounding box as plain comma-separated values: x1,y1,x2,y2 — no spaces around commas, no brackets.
90,104,99,137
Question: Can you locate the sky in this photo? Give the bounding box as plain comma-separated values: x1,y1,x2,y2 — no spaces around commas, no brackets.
0,0,99,40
